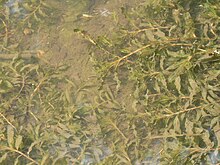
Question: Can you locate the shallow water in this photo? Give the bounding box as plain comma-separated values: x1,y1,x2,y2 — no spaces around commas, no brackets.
1,0,142,164
1,0,219,164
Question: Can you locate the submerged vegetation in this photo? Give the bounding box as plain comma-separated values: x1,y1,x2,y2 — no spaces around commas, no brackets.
84,0,220,164
0,0,58,60
0,0,220,164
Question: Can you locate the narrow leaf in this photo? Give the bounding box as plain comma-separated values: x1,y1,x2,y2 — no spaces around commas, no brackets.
7,125,14,148
0,153,8,163
174,116,181,134
15,135,22,150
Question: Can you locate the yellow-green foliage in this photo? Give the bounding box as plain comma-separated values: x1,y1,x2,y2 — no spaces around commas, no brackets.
89,0,220,164
0,0,220,164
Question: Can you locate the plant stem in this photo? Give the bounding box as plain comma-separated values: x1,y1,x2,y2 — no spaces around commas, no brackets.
0,146,39,165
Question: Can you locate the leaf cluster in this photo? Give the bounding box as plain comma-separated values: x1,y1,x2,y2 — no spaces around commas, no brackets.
0,0,59,53
0,57,105,164
88,0,220,164
1,0,220,164
0,1,111,164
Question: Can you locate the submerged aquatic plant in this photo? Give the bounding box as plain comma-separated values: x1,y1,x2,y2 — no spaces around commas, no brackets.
1,0,220,164
0,0,61,54
0,1,103,164
84,0,220,164
0,57,103,164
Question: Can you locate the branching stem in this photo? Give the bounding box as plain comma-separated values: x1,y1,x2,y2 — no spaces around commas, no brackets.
0,146,39,165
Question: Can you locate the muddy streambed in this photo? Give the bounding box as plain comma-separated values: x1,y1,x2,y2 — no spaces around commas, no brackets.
16,0,138,106
34,0,144,163
1,0,138,96
1,0,150,164
4,0,130,81
1,0,220,164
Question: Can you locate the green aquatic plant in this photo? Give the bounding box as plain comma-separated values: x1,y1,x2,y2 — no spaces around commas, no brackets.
0,57,103,164
83,0,220,164
1,0,220,164
0,0,53,54
0,1,105,164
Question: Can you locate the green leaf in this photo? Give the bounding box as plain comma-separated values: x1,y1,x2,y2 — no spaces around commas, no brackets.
0,153,8,163
15,135,22,150
202,130,214,148
211,117,220,128
34,13,41,22
201,87,208,101
41,1,51,8
113,72,121,93
174,116,181,134
174,76,182,95
168,64,185,82
185,119,194,135
188,78,199,102
7,125,14,148
64,89,71,103
155,29,167,40
40,154,49,165
213,124,220,146
145,29,156,41
38,8,48,17
14,156,19,165
22,3,33,11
